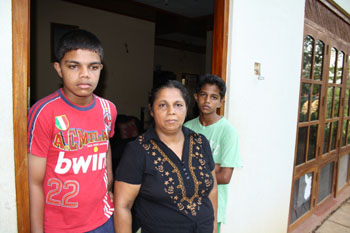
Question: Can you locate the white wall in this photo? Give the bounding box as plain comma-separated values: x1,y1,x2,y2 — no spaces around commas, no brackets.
0,0,18,232
223,0,305,232
33,0,155,117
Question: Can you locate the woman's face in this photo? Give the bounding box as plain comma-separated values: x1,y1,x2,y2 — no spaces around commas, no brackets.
151,87,187,135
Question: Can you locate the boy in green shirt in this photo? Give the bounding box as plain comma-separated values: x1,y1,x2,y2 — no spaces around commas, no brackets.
184,74,242,232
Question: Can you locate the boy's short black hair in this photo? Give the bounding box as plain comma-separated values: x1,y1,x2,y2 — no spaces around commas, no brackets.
54,29,104,62
196,74,226,99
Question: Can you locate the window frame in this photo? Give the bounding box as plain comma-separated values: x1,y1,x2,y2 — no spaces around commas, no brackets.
289,21,350,231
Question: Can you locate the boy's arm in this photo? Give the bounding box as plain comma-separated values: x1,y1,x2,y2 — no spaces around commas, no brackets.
28,153,46,233
214,124,241,185
215,164,234,184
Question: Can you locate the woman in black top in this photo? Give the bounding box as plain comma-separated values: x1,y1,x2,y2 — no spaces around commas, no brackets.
114,80,218,233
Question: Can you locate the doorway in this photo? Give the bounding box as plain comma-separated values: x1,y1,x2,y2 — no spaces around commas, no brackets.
13,0,230,232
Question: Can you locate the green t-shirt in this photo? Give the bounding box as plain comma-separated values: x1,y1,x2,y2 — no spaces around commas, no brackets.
184,117,242,223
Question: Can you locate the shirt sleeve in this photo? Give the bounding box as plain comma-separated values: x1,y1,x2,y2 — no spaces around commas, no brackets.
220,126,242,168
27,106,53,158
115,141,145,184
108,101,117,138
200,134,215,171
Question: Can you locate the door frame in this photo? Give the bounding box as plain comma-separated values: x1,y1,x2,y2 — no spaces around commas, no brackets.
212,0,230,115
12,0,230,232
12,0,30,232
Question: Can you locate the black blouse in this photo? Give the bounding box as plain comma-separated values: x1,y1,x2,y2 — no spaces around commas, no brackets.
115,126,215,233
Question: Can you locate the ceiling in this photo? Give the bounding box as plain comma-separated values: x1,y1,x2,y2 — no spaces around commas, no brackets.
132,0,214,51
63,0,214,53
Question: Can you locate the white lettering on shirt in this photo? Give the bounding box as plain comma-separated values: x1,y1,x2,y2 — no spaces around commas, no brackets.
55,151,106,174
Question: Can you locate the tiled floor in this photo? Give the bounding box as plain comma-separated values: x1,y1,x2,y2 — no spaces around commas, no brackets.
313,198,350,233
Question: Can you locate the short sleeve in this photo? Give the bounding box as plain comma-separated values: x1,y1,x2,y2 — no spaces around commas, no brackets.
220,126,242,168
27,106,53,158
107,100,117,139
115,142,145,184
200,134,215,171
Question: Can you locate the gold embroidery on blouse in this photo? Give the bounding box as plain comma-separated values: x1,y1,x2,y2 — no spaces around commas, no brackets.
150,137,200,206
139,133,213,216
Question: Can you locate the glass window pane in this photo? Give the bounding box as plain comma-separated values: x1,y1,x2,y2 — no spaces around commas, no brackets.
318,162,334,203
296,127,308,165
334,87,341,117
336,51,344,84
331,121,338,151
308,125,317,161
313,40,324,81
345,89,349,117
329,48,337,83
300,83,311,122
337,154,349,190
302,36,314,80
342,120,348,147
326,87,334,119
323,122,331,154
311,85,321,121
290,173,313,224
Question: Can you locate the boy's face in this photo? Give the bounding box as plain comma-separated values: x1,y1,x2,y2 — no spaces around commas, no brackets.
54,49,103,106
194,84,223,115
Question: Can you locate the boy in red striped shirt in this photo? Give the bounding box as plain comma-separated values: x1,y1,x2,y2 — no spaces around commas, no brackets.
27,29,117,233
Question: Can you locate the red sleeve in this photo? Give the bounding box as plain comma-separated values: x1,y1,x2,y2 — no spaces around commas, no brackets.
108,100,117,138
27,104,53,158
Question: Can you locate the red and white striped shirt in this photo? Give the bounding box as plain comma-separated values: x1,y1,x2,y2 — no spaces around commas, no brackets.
28,89,117,233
